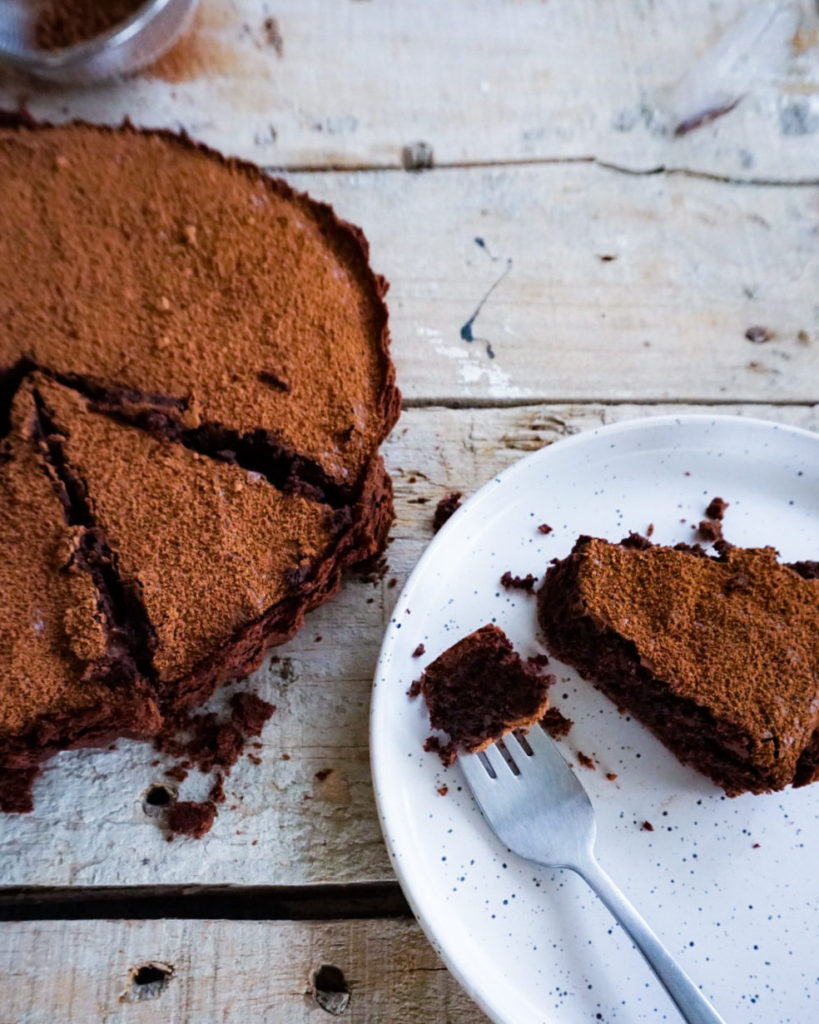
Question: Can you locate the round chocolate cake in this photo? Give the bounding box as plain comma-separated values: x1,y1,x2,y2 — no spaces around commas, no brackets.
0,117,400,809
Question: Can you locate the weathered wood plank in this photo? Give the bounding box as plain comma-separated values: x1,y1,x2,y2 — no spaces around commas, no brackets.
0,917,488,1024
1,0,817,179
284,162,819,404
0,402,816,889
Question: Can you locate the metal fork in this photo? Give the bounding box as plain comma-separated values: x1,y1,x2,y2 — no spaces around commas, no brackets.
459,726,726,1024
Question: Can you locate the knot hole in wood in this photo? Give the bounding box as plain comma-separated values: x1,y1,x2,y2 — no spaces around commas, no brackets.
119,961,175,1003
141,783,177,818
311,963,351,1015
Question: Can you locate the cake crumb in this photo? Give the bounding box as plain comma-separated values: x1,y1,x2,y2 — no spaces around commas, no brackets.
537,523,553,535
641,820,654,832
408,679,422,698
412,643,426,658
705,496,729,520
576,751,595,770
433,492,462,533
606,772,618,782
437,784,449,796
157,691,275,839
500,571,537,593
752,842,761,849
424,735,457,767
315,768,333,782
541,707,573,739
168,800,216,839
698,518,723,542
646,523,654,537
209,775,225,804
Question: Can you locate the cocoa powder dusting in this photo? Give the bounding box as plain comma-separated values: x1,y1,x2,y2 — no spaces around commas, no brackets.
34,0,145,50
433,492,462,533
0,122,397,489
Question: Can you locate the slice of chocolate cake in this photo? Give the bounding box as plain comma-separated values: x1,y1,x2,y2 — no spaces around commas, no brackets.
33,377,352,709
0,386,160,809
537,536,819,795
414,625,554,765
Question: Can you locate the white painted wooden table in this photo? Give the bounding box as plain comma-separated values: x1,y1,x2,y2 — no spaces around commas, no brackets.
0,1,817,1020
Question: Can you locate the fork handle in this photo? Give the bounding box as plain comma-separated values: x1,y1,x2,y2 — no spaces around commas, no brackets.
575,856,726,1024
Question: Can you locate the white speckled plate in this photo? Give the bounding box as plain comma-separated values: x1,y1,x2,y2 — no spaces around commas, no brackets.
371,415,819,1024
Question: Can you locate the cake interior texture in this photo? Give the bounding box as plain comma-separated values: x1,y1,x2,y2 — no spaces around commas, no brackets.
0,117,400,810
537,535,819,795
416,624,553,765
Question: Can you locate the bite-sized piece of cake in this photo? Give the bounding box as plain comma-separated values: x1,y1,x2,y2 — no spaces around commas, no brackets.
414,624,554,765
0,386,160,808
34,377,348,709
537,535,819,795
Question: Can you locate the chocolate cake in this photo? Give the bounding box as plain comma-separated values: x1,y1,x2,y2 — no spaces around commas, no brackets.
0,118,399,808
414,625,554,765
537,536,819,795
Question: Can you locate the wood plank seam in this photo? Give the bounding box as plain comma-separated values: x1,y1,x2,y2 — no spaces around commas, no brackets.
270,156,819,188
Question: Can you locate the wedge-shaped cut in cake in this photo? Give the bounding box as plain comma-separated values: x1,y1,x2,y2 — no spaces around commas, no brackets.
537,535,819,795
34,378,348,709
414,624,554,765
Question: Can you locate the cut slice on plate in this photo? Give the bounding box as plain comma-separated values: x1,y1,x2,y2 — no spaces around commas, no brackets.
537,535,819,795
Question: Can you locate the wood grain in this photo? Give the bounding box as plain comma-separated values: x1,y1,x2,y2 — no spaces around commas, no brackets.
284,163,819,405
0,402,816,890
0,0,817,179
0,917,489,1023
